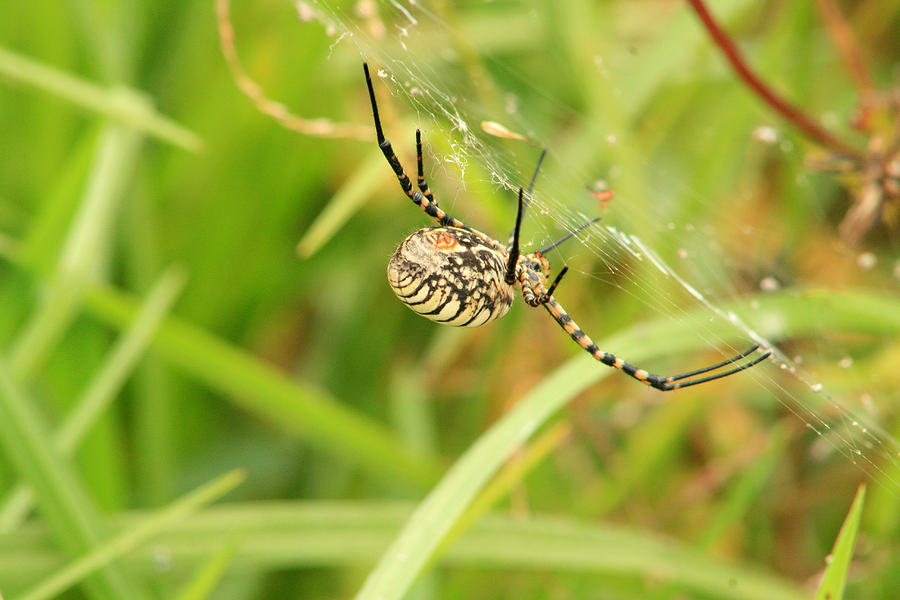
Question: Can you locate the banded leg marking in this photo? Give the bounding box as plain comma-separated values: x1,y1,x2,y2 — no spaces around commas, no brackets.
364,63,489,234
541,298,770,391
415,130,436,205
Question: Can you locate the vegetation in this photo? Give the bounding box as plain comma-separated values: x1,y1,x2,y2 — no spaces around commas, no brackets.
0,1,897,599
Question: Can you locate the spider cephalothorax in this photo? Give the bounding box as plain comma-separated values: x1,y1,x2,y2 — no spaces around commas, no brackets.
365,63,770,390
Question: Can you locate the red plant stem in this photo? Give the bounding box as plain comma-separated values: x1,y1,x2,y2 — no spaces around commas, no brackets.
686,0,862,158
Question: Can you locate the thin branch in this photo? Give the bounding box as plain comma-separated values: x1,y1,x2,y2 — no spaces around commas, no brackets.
215,0,369,140
686,0,862,158
813,0,875,131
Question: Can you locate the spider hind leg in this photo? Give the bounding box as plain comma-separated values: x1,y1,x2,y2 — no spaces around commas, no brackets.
541,295,770,391
658,346,772,390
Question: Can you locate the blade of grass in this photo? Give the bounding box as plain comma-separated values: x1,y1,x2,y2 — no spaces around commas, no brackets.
595,287,900,359
353,286,900,600
14,470,245,600
1,500,808,600
593,392,708,514
351,330,632,600
8,124,142,382
696,425,789,549
83,283,444,490
448,421,572,542
296,151,390,258
172,535,242,600
813,484,866,600
0,46,203,151
0,360,145,600
17,128,101,271
0,266,188,531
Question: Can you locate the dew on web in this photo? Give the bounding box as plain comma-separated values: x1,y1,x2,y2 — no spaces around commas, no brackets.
296,2,315,22
856,251,877,270
629,235,669,277
752,125,780,144
759,276,780,291
389,0,418,25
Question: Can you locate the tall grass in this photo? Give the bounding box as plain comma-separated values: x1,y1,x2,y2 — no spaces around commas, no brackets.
0,1,897,599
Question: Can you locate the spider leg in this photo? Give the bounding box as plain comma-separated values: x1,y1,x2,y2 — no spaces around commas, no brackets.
543,266,568,299
656,348,771,389
503,147,600,253
541,296,770,391
536,216,602,254
508,149,547,245
505,187,525,284
415,129,436,205
363,63,467,230
665,345,764,382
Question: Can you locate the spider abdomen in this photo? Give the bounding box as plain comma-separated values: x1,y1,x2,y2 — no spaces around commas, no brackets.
387,227,514,327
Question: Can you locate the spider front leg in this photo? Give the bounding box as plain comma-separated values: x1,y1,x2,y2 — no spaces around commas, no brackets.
364,63,467,229
507,150,546,246
415,129,436,205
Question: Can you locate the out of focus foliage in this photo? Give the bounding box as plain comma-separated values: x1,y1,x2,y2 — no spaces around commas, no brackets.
0,1,898,599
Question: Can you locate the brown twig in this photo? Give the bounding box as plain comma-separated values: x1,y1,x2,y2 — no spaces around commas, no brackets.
216,0,369,140
686,0,862,159
813,0,875,131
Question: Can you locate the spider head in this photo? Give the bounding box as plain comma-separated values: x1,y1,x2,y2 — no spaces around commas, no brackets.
521,251,551,279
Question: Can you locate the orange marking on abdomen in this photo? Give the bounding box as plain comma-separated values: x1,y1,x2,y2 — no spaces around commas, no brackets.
428,230,459,251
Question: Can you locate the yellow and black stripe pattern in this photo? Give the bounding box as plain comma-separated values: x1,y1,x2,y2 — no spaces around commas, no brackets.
388,227,514,327
543,297,664,387
543,297,769,390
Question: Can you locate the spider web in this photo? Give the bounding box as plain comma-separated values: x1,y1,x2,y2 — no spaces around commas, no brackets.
295,0,900,497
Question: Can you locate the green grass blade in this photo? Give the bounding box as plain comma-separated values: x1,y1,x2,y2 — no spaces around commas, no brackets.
595,392,708,514
0,360,145,600
447,421,571,545
172,535,242,600
352,336,652,600
83,283,444,490
296,151,388,258
0,45,203,151
14,470,245,600
813,484,866,600
696,424,789,550
8,124,142,382
353,287,899,600
17,128,100,271
0,500,808,600
0,266,187,531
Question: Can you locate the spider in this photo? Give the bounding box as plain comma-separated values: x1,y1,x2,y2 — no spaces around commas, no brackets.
364,63,771,390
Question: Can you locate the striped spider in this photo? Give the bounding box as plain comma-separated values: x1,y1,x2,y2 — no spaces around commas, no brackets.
364,64,770,390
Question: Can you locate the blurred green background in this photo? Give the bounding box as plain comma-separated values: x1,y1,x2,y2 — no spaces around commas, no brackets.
0,0,898,599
